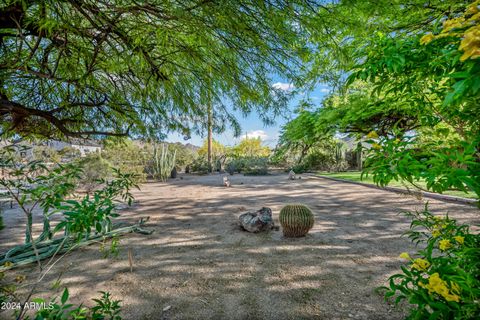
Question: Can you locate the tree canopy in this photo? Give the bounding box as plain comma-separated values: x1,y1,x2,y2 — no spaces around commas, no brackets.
277,0,480,196
0,0,323,139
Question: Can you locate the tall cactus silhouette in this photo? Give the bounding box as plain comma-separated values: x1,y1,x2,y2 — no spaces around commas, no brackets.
152,143,176,182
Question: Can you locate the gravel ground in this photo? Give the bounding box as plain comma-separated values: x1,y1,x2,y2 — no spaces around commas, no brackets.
1,173,479,319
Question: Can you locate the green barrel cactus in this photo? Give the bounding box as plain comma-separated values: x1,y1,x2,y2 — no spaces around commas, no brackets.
279,204,314,237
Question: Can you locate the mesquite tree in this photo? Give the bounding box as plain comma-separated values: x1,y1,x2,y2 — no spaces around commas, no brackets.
0,0,323,139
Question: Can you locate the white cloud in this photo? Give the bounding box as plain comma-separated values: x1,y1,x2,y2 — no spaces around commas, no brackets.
272,82,295,91
242,130,269,141
320,88,330,93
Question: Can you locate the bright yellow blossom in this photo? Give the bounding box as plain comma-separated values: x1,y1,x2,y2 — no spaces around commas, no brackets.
423,273,461,302
399,252,411,260
432,229,441,238
459,25,480,61
420,1,480,62
371,143,382,150
454,236,465,245
411,258,430,271
420,33,434,45
442,17,466,33
466,1,480,15
366,131,379,139
439,239,453,251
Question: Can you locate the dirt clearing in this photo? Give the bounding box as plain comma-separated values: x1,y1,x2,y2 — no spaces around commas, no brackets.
1,174,479,319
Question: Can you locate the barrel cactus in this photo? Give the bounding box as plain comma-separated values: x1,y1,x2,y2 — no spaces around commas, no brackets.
279,204,314,237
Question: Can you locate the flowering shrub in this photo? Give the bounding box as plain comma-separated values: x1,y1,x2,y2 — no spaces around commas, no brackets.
381,205,480,319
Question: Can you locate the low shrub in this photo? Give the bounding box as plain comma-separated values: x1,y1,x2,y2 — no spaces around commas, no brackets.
190,158,210,174
77,154,112,193
225,158,247,174
380,205,480,319
243,157,268,175
290,163,309,174
34,288,122,319
226,161,236,175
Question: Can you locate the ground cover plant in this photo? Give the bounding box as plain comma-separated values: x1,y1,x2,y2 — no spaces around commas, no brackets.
0,146,140,319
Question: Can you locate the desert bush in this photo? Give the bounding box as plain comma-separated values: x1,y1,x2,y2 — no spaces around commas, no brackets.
77,154,112,193
226,161,236,175
225,158,247,174
380,205,480,319
0,147,81,243
243,157,268,175
58,146,81,162
58,169,137,239
190,157,210,174
290,150,336,173
290,163,309,174
102,139,147,183
32,146,61,163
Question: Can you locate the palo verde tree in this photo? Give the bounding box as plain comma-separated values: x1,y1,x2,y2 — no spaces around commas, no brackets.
231,137,270,159
0,0,325,140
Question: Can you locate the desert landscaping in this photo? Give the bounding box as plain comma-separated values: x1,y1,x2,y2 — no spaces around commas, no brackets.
2,174,478,319
1,1,479,319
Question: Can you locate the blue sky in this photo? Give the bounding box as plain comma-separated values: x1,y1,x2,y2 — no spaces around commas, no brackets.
166,80,332,148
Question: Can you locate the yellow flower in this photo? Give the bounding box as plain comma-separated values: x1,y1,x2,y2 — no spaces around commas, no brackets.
412,258,430,271
454,236,464,245
432,229,441,238
459,25,480,61
442,17,466,33
439,239,452,251
466,1,480,15
423,273,461,302
366,131,379,139
420,33,434,45
444,292,461,302
3,261,13,268
371,143,382,150
399,252,411,260
15,275,26,283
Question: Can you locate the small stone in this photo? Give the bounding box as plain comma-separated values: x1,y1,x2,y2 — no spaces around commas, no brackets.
288,170,296,180
223,176,231,187
163,306,171,312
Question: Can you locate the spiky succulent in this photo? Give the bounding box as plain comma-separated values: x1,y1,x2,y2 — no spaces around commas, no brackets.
279,204,314,237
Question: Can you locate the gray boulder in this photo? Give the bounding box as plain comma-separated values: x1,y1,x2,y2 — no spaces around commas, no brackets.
239,207,274,233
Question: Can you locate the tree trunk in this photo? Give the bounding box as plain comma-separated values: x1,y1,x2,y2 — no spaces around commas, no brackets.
207,100,213,173
297,144,310,165
357,142,363,171
25,211,33,243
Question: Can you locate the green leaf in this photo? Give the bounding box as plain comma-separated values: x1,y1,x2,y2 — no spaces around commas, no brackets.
61,288,69,305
